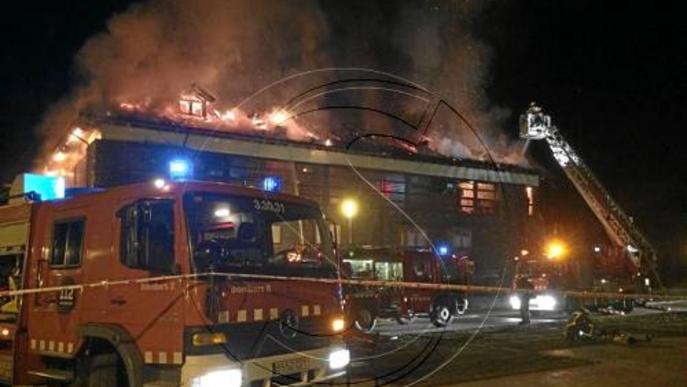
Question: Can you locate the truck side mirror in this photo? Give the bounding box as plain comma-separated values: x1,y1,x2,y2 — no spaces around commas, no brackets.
327,219,339,248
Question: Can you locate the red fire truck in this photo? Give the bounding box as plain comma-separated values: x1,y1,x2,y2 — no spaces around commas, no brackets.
0,175,348,386
511,104,656,314
341,247,471,331
509,244,637,315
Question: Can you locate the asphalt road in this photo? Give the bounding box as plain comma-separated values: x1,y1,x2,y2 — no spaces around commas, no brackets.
346,307,687,386
370,306,674,336
373,310,562,336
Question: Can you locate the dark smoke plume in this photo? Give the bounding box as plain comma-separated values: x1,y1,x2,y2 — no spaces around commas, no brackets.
37,0,527,167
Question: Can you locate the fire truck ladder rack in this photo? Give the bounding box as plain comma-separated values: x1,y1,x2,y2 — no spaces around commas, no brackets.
519,103,661,288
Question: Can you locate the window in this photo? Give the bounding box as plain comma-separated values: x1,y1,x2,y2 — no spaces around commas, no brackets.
411,259,434,282
184,193,336,278
178,87,214,119
375,261,404,281
377,174,406,203
119,200,175,273
452,229,472,248
458,181,497,215
343,259,374,279
51,220,85,267
526,186,534,216
404,228,429,248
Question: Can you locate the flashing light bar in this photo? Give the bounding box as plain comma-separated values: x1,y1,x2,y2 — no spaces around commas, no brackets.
438,245,449,256
169,159,192,180
262,176,282,192
17,173,66,201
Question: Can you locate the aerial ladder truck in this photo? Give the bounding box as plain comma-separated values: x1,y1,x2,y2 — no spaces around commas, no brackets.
512,103,660,312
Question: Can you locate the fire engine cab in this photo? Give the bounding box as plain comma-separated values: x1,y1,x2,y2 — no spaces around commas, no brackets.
341,247,471,331
0,174,348,386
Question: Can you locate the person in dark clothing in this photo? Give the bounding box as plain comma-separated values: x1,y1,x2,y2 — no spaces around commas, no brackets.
516,275,533,325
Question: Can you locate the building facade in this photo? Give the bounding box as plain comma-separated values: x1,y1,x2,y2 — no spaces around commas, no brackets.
67,116,539,284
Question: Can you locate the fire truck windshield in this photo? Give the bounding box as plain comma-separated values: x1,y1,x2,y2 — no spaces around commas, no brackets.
184,192,337,277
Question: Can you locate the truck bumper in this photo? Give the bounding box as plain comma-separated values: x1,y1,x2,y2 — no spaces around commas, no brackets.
180,346,348,387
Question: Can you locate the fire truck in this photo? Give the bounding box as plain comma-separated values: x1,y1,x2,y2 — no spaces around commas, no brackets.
510,103,659,313
0,174,349,386
341,247,472,331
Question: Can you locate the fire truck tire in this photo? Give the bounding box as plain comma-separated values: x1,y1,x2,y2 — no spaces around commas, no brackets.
430,303,453,328
353,308,377,333
88,352,127,387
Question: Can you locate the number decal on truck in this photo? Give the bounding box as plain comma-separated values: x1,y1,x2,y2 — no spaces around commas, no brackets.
57,288,76,311
253,199,286,214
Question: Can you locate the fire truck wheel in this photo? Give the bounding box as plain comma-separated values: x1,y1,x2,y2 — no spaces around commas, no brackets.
353,308,377,333
88,352,128,387
430,303,453,328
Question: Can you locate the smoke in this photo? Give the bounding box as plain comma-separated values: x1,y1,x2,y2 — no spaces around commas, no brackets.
389,0,526,163
38,0,527,167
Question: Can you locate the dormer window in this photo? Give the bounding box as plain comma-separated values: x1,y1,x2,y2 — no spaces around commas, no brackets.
178,84,216,119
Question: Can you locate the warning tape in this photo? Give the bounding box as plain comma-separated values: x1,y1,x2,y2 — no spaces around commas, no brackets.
0,272,684,303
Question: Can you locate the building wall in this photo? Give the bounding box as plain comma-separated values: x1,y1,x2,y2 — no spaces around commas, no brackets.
89,139,535,284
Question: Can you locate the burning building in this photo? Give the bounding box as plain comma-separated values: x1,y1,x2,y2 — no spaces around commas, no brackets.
40,100,539,284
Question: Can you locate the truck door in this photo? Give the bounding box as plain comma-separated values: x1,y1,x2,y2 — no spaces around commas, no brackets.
106,199,185,365
28,207,87,366
405,256,434,314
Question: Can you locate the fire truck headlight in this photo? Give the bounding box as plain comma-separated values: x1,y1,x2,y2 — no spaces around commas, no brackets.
192,368,242,387
328,348,350,369
509,295,522,310
536,295,557,311
331,317,345,332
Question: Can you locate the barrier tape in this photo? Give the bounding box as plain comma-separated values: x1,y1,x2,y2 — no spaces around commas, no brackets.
0,271,684,302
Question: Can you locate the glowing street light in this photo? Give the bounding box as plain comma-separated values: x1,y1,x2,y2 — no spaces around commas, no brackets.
340,199,359,220
545,239,568,260
340,198,359,245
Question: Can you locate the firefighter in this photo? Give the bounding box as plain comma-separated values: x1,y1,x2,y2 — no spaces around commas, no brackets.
516,274,533,325
0,265,20,315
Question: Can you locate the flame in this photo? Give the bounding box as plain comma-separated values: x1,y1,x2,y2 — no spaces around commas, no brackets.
53,152,67,162
219,109,236,122
269,110,290,126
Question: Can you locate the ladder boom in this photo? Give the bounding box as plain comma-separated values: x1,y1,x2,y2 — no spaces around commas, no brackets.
520,103,658,282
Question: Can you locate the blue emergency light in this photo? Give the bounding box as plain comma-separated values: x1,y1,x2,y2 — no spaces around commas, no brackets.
169,159,193,180
262,176,282,192
437,245,449,256
21,173,65,200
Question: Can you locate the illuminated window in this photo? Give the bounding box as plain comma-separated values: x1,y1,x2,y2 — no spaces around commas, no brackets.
526,186,534,216
377,174,406,203
179,96,207,118
178,85,216,119
458,181,497,215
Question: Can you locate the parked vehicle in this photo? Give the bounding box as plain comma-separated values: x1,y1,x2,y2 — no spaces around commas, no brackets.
0,174,348,386
341,247,472,331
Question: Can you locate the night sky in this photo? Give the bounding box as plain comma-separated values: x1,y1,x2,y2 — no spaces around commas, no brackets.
0,1,685,280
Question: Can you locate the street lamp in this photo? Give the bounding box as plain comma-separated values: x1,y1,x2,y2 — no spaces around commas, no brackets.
545,238,568,260
340,198,359,245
